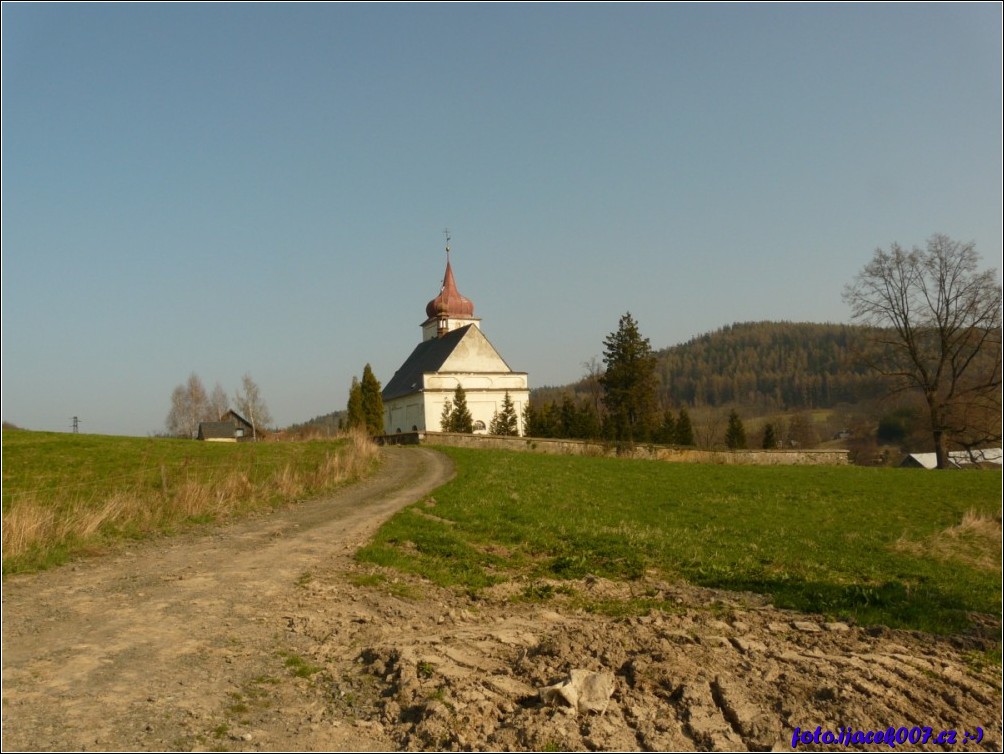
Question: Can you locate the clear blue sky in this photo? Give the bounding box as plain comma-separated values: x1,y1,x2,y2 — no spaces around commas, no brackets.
3,3,1001,436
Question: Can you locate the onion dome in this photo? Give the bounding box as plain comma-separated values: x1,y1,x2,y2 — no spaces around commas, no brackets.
426,259,474,319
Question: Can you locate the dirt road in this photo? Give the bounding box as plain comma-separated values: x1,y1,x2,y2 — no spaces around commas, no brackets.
2,447,452,751
3,446,1001,752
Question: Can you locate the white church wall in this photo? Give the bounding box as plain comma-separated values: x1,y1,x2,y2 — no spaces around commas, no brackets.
385,399,427,434
386,389,529,435
439,330,510,373
425,372,528,393
421,387,529,435
424,391,451,432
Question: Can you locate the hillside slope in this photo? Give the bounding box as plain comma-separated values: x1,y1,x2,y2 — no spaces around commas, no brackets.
536,321,888,413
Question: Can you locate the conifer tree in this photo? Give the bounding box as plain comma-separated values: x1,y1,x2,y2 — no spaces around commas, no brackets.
559,395,579,438
657,409,677,444
439,397,453,432
524,401,553,438
761,422,778,449
360,363,384,436
346,377,365,431
675,406,695,446
576,400,602,439
447,384,474,433
489,391,520,436
600,312,658,441
725,409,748,449
526,400,559,438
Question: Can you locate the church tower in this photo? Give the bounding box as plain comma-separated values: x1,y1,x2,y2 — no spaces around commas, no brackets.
382,241,530,435
421,247,480,341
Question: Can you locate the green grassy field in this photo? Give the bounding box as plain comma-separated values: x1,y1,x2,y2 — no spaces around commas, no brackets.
358,447,1002,636
2,428,378,574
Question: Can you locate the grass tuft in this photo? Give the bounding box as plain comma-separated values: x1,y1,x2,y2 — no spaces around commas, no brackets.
892,507,1002,572
282,653,323,678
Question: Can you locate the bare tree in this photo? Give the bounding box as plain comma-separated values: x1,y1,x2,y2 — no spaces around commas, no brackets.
165,373,214,438
843,234,1001,468
695,410,724,450
580,356,605,418
787,412,819,449
209,382,230,420
233,373,272,441
166,385,190,438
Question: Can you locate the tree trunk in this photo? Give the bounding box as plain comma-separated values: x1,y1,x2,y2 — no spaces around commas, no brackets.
925,393,950,469
932,429,949,469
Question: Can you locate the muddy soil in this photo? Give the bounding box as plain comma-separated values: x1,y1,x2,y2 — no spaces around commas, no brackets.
3,447,1001,752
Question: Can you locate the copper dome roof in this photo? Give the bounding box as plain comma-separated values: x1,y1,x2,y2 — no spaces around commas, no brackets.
426,259,474,319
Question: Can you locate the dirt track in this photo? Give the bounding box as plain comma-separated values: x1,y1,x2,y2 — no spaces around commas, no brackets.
2,447,451,751
2,447,1001,752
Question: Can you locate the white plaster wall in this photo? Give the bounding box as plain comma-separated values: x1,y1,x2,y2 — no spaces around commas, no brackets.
386,385,529,435
423,386,529,435
424,391,451,432
422,316,481,342
384,398,427,434
439,328,509,372
425,373,528,392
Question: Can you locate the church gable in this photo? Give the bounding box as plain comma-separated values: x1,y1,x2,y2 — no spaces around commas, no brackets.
438,325,511,374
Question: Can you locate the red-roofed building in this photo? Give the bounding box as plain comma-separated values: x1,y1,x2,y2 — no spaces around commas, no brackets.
382,242,529,435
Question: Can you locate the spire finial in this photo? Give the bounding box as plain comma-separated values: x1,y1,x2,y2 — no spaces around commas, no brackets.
444,227,451,259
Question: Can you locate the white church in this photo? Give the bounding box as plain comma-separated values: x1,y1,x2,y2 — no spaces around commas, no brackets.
382,246,529,435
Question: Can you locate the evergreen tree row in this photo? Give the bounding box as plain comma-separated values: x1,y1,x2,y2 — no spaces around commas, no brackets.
346,363,384,435
439,387,523,436
524,397,699,446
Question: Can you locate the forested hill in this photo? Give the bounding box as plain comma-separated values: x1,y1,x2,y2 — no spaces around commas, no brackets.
654,321,888,410
537,321,890,412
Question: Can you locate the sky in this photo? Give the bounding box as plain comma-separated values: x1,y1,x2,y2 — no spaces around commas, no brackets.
2,3,1001,437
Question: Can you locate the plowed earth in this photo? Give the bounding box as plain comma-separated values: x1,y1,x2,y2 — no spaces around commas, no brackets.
2,448,1001,752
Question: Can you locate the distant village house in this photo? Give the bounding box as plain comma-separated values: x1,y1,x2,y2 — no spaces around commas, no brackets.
899,448,1002,469
197,410,258,442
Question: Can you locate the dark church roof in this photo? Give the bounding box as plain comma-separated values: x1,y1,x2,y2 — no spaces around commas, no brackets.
382,325,475,401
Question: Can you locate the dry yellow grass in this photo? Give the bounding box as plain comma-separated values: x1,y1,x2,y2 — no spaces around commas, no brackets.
892,507,1003,572
3,430,379,570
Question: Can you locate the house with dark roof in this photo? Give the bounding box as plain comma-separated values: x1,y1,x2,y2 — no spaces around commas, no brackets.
382,244,529,435
197,410,257,442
